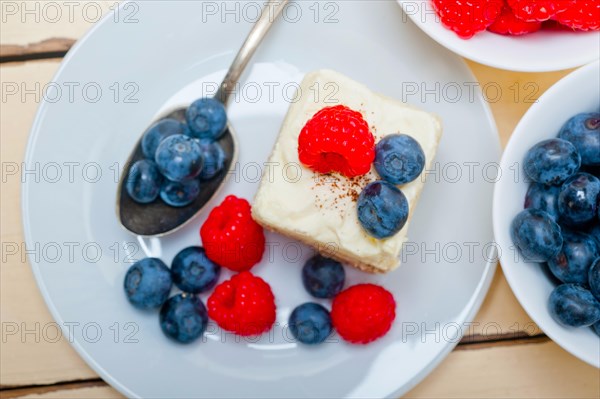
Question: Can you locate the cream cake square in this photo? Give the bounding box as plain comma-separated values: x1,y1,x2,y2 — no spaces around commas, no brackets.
252,69,443,273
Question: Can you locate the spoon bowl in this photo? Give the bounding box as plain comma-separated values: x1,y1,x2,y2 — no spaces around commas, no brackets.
116,107,238,236
116,0,286,236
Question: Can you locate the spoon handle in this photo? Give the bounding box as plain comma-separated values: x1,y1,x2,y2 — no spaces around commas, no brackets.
215,0,289,105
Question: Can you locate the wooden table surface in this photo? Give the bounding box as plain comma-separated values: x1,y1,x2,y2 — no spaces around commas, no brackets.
1,2,599,398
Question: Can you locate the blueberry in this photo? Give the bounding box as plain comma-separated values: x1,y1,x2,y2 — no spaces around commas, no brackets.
558,173,600,226
558,112,600,166
374,134,425,185
160,179,200,207
524,183,560,221
587,223,600,248
171,246,221,293
124,258,172,309
141,119,189,159
159,294,208,343
511,209,563,262
548,230,599,285
548,284,600,327
357,181,409,239
523,138,581,185
185,98,227,140
589,258,600,301
593,321,600,337
288,303,332,345
198,139,225,180
125,159,162,204
155,134,203,182
302,255,345,298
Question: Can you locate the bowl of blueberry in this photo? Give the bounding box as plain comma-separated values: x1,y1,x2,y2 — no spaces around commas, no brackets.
494,60,600,367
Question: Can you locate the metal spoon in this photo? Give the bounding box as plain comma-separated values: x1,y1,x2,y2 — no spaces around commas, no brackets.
117,0,288,237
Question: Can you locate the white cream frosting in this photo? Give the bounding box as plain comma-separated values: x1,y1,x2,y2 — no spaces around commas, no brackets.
252,69,442,272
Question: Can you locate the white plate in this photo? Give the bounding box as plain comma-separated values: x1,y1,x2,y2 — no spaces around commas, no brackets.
23,1,500,397
494,61,600,368
398,0,600,72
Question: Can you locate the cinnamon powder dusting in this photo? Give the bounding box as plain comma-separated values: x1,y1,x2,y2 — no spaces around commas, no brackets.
312,171,375,217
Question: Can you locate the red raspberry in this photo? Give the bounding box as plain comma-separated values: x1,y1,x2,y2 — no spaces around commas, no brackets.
554,0,600,31
298,105,375,178
207,271,276,336
488,5,542,35
331,284,396,344
432,0,504,39
541,19,576,30
507,0,575,22
200,195,265,272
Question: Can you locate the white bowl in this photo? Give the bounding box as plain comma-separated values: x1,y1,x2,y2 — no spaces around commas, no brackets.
398,0,600,72
494,60,600,368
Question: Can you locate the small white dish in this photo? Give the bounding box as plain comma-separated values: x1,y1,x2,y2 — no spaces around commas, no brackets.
494,61,600,368
23,1,500,397
398,0,600,72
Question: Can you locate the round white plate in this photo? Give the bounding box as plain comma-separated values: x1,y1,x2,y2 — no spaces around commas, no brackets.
494,61,600,368
23,1,500,397
398,0,600,72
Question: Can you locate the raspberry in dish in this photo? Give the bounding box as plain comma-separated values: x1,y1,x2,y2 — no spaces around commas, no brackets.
252,70,442,273
298,105,375,177
431,0,503,39
207,271,276,336
200,195,265,272
553,0,600,31
431,0,598,36
331,284,396,344
507,0,575,22
488,5,543,35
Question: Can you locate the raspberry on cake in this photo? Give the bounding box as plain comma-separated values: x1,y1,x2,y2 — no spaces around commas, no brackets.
298,105,375,177
252,70,443,273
